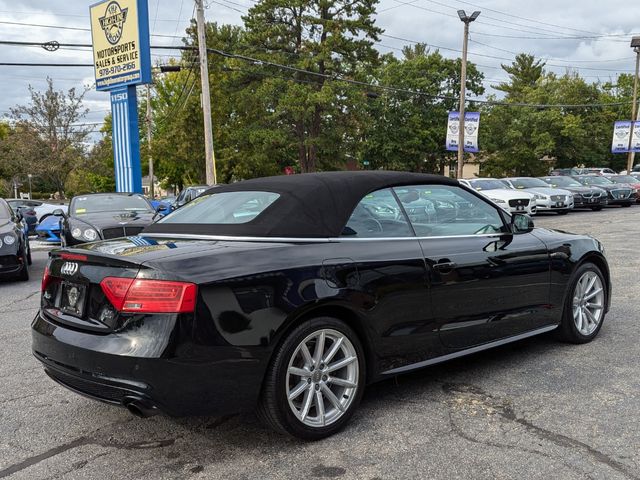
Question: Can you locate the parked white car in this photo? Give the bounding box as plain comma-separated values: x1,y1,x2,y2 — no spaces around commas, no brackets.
460,178,537,215
502,178,574,215
9,200,69,222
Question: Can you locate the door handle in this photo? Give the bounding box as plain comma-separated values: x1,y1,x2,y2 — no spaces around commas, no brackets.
433,261,457,271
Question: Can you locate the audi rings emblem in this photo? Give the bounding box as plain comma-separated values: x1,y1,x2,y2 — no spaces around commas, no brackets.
60,262,79,276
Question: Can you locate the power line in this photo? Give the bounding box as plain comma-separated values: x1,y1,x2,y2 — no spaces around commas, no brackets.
0,40,633,109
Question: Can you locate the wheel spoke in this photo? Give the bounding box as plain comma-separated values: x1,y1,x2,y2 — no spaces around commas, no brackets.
300,343,314,367
315,390,326,426
288,366,310,378
584,275,597,296
313,331,325,366
583,307,598,326
300,387,314,421
584,288,603,301
326,356,356,373
327,377,357,389
322,336,344,365
321,384,345,412
288,381,309,401
586,302,603,310
575,309,584,332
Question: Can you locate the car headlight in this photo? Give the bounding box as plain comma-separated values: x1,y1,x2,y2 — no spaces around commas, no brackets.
490,198,506,204
71,226,98,241
534,194,546,200
3,234,16,246
83,228,98,241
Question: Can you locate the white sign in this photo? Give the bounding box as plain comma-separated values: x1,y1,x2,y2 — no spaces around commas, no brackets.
611,121,632,153
446,112,480,153
632,121,640,152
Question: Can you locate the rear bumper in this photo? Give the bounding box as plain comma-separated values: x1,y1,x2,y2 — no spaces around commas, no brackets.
31,310,268,417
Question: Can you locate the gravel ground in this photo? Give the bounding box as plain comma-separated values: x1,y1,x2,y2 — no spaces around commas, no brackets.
1,207,639,480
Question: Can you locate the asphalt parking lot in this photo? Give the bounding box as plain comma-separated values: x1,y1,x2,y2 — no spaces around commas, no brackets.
1,207,639,480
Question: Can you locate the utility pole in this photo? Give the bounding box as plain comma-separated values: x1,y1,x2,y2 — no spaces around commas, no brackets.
456,10,480,180
195,0,217,185
146,85,154,198
27,174,33,199
626,37,640,174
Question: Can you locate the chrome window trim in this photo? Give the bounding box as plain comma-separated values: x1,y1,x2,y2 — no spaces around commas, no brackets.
142,232,508,243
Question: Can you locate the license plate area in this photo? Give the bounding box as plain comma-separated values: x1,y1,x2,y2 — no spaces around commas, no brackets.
555,202,564,207
58,281,87,318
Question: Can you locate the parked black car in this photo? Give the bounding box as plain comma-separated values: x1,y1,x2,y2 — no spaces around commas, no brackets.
6,199,38,234
538,176,607,210
572,175,634,207
32,172,611,439
55,193,158,247
0,199,31,280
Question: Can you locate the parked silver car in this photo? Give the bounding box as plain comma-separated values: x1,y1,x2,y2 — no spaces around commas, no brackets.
501,177,574,215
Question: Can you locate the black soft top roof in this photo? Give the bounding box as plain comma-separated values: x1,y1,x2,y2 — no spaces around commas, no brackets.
144,171,458,238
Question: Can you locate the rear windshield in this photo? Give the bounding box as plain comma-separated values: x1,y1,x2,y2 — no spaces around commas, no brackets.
72,195,153,215
158,191,280,225
608,175,637,183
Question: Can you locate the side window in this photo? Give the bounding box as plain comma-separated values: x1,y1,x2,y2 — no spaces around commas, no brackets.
176,190,186,204
393,185,507,237
342,188,413,238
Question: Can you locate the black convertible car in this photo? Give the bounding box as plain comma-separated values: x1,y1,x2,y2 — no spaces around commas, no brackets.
32,172,611,439
55,193,158,246
0,198,31,281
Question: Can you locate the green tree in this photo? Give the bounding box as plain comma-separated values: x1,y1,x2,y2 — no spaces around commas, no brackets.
494,54,545,100
361,45,485,173
9,78,91,196
242,0,382,172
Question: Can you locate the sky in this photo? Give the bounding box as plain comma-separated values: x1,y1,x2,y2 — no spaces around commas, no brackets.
1,0,640,141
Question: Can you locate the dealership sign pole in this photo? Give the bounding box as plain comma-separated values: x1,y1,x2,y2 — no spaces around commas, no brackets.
90,0,152,193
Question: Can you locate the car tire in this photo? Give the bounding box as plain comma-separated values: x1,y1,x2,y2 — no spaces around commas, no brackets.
556,209,570,215
557,262,606,344
590,206,603,211
621,203,632,208
257,317,366,440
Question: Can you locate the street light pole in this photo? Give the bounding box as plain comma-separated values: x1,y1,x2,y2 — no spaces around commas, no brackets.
27,174,33,199
195,0,217,185
146,85,154,199
626,37,640,174
456,10,480,180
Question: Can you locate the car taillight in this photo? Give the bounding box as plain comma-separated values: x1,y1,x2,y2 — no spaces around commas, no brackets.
100,277,197,313
41,265,51,292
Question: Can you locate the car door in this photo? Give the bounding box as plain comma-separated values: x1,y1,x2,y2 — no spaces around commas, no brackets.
338,188,441,370
394,184,552,350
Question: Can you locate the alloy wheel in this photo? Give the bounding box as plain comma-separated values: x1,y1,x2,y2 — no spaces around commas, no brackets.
286,328,359,428
572,271,605,336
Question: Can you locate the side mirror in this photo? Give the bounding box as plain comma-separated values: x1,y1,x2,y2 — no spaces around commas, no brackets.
52,209,66,217
156,204,169,213
511,213,534,234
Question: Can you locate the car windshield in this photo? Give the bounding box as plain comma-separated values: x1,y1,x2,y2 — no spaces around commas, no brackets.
608,175,637,183
468,179,506,191
0,202,12,220
539,177,582,187
158,191,280,224
71,194,153,215
575,176,614,186
508,178,549,189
